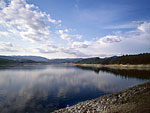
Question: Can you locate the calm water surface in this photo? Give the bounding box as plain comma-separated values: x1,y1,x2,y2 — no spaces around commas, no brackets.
0,64,149,113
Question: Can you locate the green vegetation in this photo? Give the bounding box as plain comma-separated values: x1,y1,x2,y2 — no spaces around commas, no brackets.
76,65,150,79
0,56,48,65
0,58,17,65
76,53,150,64
1,53,150,65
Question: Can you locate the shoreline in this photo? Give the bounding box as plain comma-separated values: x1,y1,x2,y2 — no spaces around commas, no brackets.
1,63,150,71
73,64,150,70
53,82,150,113
0,62,50,67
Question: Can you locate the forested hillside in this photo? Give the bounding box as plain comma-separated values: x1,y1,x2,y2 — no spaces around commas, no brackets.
0,58,17,65
76,53,150,64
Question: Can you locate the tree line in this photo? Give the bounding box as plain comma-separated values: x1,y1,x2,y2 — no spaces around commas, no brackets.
76,53,150,64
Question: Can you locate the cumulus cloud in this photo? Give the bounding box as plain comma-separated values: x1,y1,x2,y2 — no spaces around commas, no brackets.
65,21,150,57
0,0,61,42
60,47,88,57
35,21,150,58
98,35,122,43
35,44,59,54
94,22,150,55
0,0,6,9
71,41,91,48
30,21,150,58
34,43,88,57
56,29,82,41
0,31,10,37
122,21,150,40
0,1,149,59
138,22,150,33
0,42,17,52
36,48,57,54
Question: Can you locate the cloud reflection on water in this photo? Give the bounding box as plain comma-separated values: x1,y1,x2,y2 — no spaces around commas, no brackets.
0,65,147,113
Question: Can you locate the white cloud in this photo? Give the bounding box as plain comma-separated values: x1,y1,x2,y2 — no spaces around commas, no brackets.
57,29,82,41
0,31,10,37
98,35,122,43
95,22,150,55
36,48,57,54
60,47,88,57
65,22,150,57
138,22,150,33
0,42,17,52
0,2,149,59
34,22,150,58
0,0,61,42
35,44,59,54
34,43,88,57
71,41,90,48
0,0,6,9
105,21,144,29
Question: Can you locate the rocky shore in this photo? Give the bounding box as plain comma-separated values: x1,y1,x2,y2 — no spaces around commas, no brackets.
53,82,150,113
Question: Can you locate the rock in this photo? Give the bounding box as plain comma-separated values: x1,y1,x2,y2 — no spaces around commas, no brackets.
52,82,150,113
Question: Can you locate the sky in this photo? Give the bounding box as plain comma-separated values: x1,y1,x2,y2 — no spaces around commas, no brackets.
0,0,150,58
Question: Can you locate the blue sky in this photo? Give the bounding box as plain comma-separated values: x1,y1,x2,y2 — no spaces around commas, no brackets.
0,0,150,58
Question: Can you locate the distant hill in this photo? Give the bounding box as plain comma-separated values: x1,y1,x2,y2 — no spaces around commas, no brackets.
48,58,83,63
12,56,50,62
0,56,49,63
75,57,102,64
0,58,17,65
0,56,83,64
1,53,150,65
76,53,150,65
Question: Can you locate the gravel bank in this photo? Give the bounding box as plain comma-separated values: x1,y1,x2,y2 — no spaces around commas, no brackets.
53,82,150,113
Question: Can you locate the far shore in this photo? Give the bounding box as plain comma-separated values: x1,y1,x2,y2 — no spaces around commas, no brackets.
1,63,150,71
73,64,150,70
0,62,50,67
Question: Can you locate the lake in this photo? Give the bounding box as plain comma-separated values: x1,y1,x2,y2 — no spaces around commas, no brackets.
0,64,149,113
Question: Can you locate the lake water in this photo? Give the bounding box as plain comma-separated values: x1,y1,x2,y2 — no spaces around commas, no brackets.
0,64,149,113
